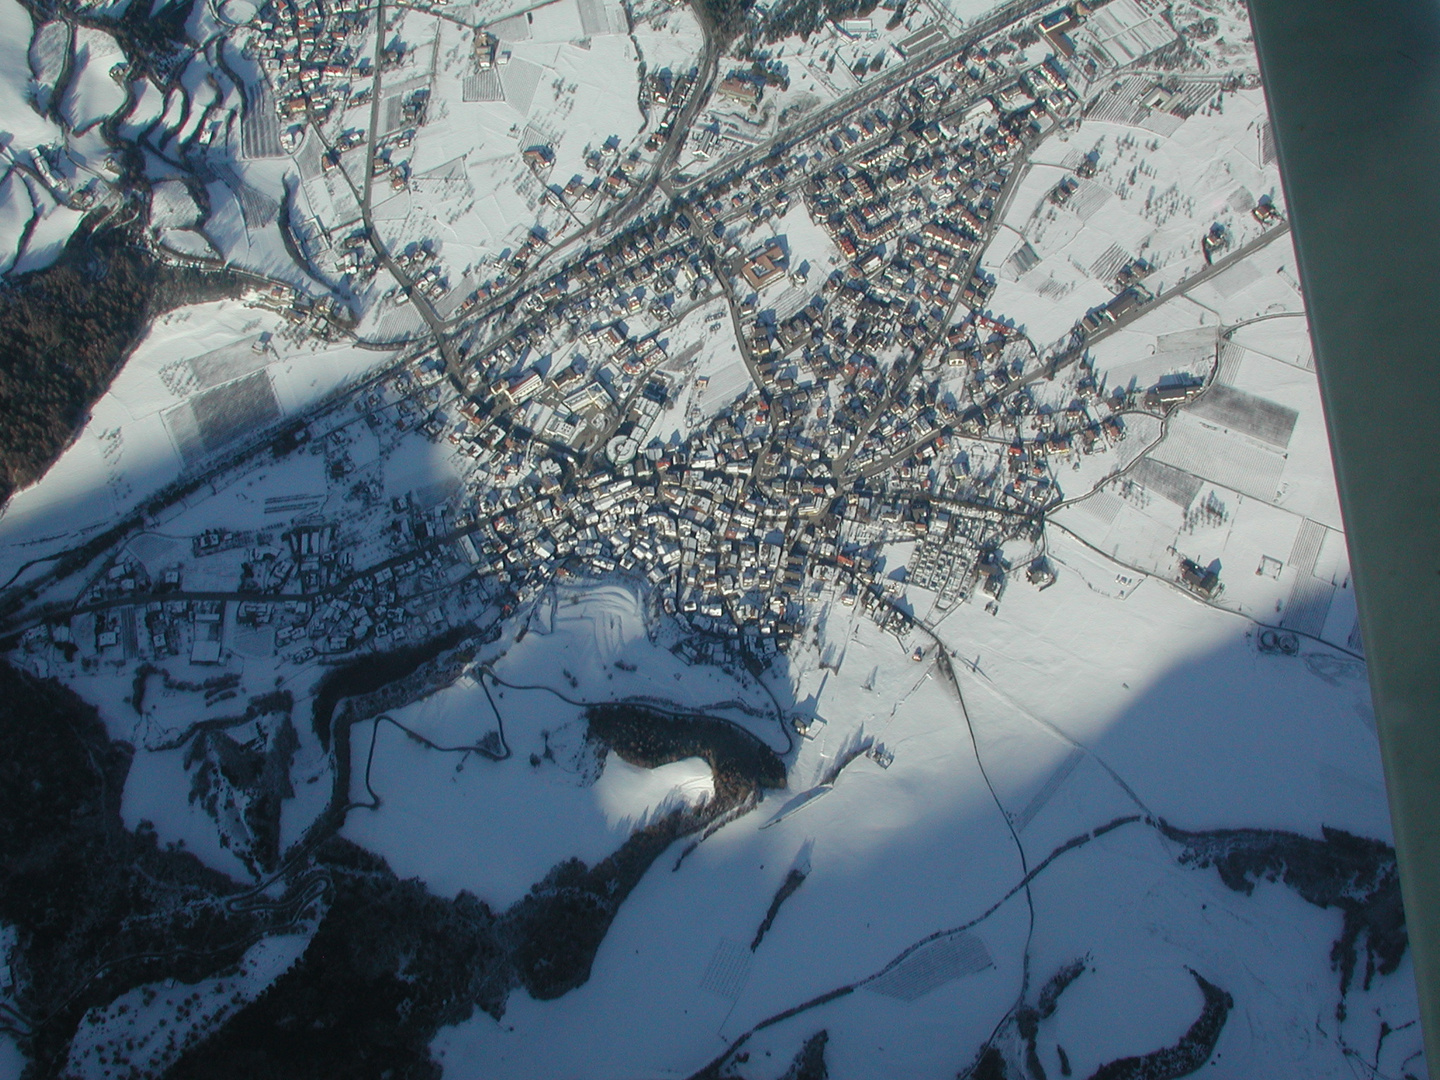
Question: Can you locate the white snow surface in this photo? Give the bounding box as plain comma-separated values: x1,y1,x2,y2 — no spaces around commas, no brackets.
63,28,128,132
0,299,392,587
428,555,1403,1079
0,0,60,151
345,712,714,907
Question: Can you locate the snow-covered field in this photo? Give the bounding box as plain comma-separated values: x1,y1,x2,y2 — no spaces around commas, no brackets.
0,299,394,589
432,556,1409,1078
992,87,1284,347
346,704,715,907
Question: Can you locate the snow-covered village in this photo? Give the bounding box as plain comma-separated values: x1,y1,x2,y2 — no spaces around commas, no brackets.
0,0,1423,1075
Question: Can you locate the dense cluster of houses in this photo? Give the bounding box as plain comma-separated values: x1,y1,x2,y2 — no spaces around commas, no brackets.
41,5,1201,676
249,0,370,143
